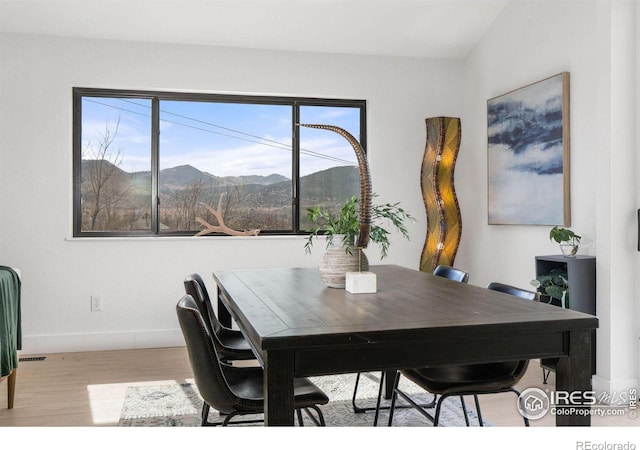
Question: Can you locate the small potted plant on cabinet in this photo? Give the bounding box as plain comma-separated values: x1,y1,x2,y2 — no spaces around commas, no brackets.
549,226,581,257
531,268,570,308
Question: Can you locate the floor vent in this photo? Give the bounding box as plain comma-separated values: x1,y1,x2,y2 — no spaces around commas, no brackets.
19,356,46,362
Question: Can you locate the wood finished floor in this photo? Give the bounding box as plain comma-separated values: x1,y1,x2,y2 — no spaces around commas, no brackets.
0,346,637,428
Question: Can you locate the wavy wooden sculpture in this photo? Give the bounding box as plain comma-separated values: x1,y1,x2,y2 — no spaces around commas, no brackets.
420,117,462,273
299,124,371,249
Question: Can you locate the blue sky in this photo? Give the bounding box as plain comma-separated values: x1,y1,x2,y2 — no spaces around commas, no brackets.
81,97,360,178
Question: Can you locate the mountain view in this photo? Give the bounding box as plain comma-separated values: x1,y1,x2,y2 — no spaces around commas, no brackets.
80,160,359,233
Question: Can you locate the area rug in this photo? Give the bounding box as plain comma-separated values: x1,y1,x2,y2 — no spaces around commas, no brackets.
119,372,489,427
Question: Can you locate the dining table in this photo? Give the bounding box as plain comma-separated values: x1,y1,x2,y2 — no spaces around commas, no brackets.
212,264,598,426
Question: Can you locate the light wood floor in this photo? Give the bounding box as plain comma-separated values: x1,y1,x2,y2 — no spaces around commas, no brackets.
0,346,637,429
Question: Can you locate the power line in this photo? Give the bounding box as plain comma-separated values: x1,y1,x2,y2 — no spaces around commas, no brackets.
84,98,355,165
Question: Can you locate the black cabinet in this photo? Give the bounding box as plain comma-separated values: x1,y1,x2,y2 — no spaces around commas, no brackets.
535,255,596,375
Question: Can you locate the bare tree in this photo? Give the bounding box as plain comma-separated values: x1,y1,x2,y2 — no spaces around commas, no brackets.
168,180,204,230
82,119,131,230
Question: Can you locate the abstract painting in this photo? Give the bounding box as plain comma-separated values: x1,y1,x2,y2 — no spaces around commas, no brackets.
487,72,570,225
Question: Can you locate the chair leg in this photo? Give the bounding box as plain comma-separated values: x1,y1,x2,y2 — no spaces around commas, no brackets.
386,371,402,426
296,406,325,427
512,388,530,427
296,408,304,426
301,405,326,426
473,394,484,426
201,402,210,426
356,370,435,426
353,371,388,415
433,395,445,426
352,372,364,412
459,395,470,426
542,368,551,384
222,411,244,426
372,371,385,426
8,369,16,409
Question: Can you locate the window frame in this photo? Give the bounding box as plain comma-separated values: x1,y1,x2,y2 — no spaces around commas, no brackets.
72,87,367,238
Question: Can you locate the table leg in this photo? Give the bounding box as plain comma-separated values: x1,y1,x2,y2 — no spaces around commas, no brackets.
217,293,232,328
555,329,592,426
263,349,295,426
383,370,396,399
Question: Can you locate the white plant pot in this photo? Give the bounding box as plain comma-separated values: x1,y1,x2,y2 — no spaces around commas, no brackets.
318,235,369,288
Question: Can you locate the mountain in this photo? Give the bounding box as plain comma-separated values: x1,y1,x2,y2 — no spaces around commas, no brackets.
81,160,358,207
300,165,359,202
159,164,218,188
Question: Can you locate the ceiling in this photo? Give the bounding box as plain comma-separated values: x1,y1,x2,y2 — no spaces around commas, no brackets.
0,0,509,59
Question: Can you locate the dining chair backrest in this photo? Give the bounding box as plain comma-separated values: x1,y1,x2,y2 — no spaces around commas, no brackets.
433,265,469,283
176,294,241,415
486,282,536,301
183,273,221,337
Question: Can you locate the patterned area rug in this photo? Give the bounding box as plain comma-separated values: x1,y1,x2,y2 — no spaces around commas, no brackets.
119,372,489,427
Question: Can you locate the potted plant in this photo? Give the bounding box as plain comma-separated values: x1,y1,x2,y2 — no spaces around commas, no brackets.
305,195,414,287
531,268,570,308
549,226,581,257
305,195,413,258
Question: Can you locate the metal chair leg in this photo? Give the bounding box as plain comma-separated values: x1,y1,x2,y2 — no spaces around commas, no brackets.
296,408,304,426
512,388,530,427
459,395,470,426
473,394,484,426
353,371,391,414
301,405,326,426
201,402,210,426
387,371,402,426
372,371,386,426
355,371,437,426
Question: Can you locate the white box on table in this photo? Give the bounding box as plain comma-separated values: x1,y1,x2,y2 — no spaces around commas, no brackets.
345,271,377,294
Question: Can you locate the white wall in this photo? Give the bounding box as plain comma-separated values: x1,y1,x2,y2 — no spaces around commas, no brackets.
0,33,462,352
461,0,638,394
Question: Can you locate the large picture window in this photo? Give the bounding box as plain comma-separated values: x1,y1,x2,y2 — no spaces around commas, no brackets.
73,88,366,237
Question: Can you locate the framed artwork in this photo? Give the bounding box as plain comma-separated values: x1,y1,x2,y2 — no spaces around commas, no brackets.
487,72,570,225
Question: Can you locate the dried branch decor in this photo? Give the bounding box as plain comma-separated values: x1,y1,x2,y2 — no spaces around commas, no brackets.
195,193,261,237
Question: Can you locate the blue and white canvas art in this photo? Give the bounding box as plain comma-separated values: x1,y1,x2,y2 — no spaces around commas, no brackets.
487,73,570,225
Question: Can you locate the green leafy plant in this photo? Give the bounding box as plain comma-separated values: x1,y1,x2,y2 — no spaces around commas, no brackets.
305,195,414,259
531,268,570,308
549,226,581,257
549,226,581,245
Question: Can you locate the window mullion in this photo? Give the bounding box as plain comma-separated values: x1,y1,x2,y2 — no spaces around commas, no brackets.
151,97,160,235
292,103,300,233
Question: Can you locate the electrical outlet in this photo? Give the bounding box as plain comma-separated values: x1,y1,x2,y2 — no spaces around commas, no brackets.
91,295,103,312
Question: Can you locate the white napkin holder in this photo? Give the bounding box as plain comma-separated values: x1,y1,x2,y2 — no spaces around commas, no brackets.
345,271,377,294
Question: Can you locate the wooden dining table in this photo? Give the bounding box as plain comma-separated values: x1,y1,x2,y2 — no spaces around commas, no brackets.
212,264,598,426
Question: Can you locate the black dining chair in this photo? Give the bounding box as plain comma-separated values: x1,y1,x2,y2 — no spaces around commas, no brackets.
386,282,535,427
351,264,470,425
486,281,537,301
432,264,470,283
177,294,329,426
183,273,255,363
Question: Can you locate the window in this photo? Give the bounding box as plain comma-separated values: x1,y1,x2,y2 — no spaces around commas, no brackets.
73,88,366,237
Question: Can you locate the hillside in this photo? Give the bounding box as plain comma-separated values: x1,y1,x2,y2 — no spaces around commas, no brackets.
81,160,358,207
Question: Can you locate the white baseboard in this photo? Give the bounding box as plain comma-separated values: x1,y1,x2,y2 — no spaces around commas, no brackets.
592,374,639,404
19,329,185,354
